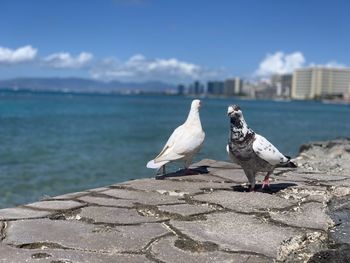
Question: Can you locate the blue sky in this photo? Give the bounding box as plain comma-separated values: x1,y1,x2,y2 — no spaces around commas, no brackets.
1,0,350,83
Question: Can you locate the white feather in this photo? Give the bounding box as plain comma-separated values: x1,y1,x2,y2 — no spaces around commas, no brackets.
147,99,205,169
252,134,288,165
146,159,169,169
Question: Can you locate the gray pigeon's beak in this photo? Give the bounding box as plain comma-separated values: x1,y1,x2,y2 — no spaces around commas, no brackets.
227,106,234,116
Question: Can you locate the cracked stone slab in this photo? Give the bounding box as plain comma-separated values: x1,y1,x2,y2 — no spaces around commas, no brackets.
48,191,90,200
25,200,85,211
209,160,242,169
157,204,216,217
118,179,233,196
79,206,164,224
151,236,270,263
87,186,110,192
4,218,169,253
328,197,350,246
332,186,350,197
270,202,333,230
193,190,296,213
171,212,301,259
102,188,186,205
164,173,230,183
278,231,328,262
206,168,248,183
318,179,350,187
77,195,137,207
300,173,349,182
0,221,5,240
0,207,52,220
277,171,327,183
0,244,151,263
191,159,220,167
277,186,330,203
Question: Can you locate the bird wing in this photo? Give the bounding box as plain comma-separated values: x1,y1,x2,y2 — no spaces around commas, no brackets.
154,124,204,163
153,125,186,163
252,134,289,165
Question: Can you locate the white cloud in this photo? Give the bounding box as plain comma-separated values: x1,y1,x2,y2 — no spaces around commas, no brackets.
255,51,349,79
0,45,37,64
44,52,93,69
255,51,305,77
90,54,221,82
309,61,347,69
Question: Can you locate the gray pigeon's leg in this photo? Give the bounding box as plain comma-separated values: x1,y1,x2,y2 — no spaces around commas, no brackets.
262,171,272,189
245,170,256,191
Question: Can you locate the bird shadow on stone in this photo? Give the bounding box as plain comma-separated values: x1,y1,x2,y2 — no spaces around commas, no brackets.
155,166,209,180
231,182,298,194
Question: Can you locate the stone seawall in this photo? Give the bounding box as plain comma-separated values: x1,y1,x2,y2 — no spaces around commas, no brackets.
0,139,350,263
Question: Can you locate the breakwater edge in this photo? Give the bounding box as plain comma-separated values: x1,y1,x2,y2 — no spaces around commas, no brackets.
0,139,350,262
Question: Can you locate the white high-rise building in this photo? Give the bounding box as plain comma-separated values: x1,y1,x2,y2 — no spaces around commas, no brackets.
292,67,350,99
224,77,243,96
271,74,292,97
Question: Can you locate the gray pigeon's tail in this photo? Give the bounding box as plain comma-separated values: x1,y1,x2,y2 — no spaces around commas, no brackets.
277,155,297,168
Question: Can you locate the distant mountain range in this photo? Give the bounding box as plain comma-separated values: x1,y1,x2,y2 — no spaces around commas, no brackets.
0,77,177,94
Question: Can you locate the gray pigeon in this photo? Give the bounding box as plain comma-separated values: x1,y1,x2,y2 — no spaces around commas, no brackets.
226,105,296,191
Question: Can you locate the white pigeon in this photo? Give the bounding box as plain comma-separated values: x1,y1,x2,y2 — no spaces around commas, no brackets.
147,99,205,175
226,104,296,191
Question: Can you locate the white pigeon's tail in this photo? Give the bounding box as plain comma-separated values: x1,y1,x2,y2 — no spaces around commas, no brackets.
146,159,169,169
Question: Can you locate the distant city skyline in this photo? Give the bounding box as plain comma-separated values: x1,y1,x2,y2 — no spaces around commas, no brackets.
1,0,350,83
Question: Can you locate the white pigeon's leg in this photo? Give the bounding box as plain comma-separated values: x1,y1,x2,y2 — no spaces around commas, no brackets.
262,171,272,189
183,157,193,175
184,157,192,169
156,165,166,177
245,170,256,191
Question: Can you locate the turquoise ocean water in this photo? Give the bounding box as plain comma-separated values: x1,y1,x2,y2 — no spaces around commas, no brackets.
0,91,349,208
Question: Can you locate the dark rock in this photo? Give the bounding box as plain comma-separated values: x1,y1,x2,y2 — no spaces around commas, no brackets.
308,248,350,263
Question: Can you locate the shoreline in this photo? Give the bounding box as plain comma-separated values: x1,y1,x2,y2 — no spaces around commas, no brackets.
2,89,350,104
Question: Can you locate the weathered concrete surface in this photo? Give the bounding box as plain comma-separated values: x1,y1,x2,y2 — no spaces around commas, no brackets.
171,212,302,259
269,202,332,231
0,139,349,262
297,138,350,175
0,244,151,263
25,200,86,211
193,190,296,213
79,206,164,224
157,203,215,217
151,236,269,263
5,219,168,253
0,207,53,220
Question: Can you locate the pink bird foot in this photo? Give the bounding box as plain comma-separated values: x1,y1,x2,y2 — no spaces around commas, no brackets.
261,176,270,189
